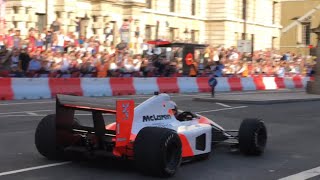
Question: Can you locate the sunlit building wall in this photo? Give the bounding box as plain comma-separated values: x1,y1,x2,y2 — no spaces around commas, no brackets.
3,0,281,51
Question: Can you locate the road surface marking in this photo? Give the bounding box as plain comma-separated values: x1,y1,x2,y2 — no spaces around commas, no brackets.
279,166,320,180
0,101,54,106
195,106,248,114
0,162,71,177
26,112,38,116
0,110,52,115
216,103,232,108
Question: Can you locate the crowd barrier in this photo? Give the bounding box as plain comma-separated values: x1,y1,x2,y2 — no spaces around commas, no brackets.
0,76,312,100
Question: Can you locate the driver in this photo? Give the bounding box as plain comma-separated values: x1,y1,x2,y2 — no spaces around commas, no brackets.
167,101,179,117
167,101,195,121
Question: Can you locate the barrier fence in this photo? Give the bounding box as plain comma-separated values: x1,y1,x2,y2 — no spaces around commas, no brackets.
0,76,313,100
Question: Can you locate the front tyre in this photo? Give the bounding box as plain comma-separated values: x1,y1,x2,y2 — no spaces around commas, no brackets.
238,118,267,156
134,127,182,177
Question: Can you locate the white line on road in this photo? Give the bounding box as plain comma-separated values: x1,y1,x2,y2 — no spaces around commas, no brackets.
215,103,232,108
0,101,54,106
279,166,320,180
195,106,248,114
26,112,39,116
0,110,52,115
0,162,71,177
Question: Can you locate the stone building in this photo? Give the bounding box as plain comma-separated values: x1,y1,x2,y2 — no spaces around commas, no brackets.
2,0,281,51
280,0,320,55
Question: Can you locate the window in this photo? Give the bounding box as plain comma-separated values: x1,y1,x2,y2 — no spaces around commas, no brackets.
146,0,152,9
169,28,175,41
145,25,152,40
13,6,18,14
92,28,97,35
192,0,196,15
37,14,46,31
170,0,175,12
92,16,97,22
302,22,311,45
56,11,61,18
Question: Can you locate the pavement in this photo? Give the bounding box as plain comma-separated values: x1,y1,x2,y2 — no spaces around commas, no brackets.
193,89,320,104
0,91,320,180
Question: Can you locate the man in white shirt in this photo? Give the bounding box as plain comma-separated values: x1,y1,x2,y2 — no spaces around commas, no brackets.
56,31,65,52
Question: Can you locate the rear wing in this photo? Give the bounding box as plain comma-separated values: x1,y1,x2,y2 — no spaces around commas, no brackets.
55,94,135,149
56,94,117,114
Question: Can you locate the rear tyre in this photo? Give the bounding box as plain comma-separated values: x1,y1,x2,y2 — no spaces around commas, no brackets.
35,114,65,160
238,118,267,156
134,127,182,177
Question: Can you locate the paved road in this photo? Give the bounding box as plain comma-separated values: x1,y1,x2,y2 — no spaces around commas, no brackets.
0,92,320,180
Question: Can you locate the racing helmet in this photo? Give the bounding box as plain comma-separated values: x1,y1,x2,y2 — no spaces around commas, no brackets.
167,101,178,116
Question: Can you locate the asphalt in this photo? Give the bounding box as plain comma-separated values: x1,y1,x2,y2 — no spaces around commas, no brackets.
0,92,320,180
194,89,320,105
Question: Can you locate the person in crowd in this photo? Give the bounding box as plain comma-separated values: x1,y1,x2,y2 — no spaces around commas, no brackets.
13,30,21,49
277,62,286,77
56,30,65,52
19,47,31,72
189,58,198,77
10,49,21,74
0,25,317,78
5,29,15,51
50,18,61,33
27,54,42,73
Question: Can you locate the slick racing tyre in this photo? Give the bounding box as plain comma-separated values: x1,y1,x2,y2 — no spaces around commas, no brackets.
35,114,80,160
238,118,267,156
35,114,67,160
134,127,182,177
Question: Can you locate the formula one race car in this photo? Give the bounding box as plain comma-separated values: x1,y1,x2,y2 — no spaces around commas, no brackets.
35,93,267,177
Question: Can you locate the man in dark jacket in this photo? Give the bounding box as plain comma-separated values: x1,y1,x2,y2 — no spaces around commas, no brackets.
19,47,31,72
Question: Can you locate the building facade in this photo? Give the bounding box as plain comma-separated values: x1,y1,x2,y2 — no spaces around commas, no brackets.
280,0,320,55
2,0,281,51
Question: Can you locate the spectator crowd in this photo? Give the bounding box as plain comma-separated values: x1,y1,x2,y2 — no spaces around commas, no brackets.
0,26,317,78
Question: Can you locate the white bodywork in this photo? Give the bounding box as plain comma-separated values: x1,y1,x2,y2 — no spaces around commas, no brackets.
132,94,212,156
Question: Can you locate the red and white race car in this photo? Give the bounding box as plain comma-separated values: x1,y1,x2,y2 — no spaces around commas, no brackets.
35,93,267,177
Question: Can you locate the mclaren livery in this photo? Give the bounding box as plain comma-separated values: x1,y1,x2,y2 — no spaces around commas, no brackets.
35,93,267,177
